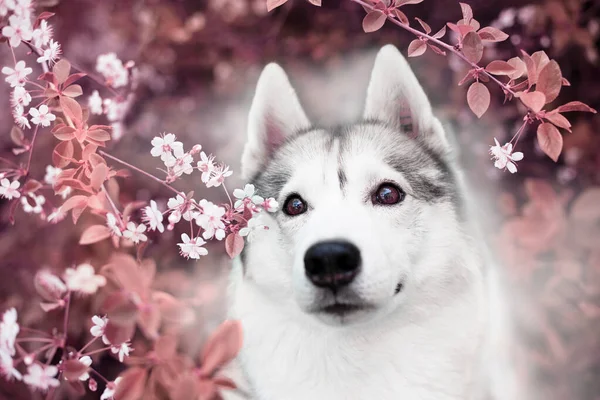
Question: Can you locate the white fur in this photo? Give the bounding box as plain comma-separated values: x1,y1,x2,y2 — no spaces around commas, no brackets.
226,45,493,400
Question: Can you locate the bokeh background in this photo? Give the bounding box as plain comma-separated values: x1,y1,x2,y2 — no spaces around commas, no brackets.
1,0,599,399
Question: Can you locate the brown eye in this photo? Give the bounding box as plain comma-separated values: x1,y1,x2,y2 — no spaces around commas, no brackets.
283,195,307,216
373,183,404,205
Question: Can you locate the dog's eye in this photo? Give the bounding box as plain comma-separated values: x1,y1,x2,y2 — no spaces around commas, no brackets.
372,183,404,205
283,195,307,216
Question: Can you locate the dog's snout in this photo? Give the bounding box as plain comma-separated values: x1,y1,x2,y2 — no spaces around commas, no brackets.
304,240,361,290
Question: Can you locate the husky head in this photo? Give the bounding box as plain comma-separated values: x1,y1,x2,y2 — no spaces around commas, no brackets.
240,45,473,326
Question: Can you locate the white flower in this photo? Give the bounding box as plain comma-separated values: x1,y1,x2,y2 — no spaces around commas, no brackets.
13,105,31,129
64,264,107,295
0,0,15,17
21,193,45,214
123,222,148,244
178,233,208,259
142,200,164,233
206,165,232,188
29,105,56,127
1,15,32,48
96,53,128,88
36,39,61,65
0,308,19,356
74,356,92,381
2,60,33,87
195,200,226,240
106,213,123,237
239,216,266,242
44,165,62,186
90,315,109,345
0,349,22,381
0,179,20,200
170,149,194,177
31,19,52,48
12,86,31,106
47,208,66,223
489,138,524,174
197,152,215,183
88,90,103,115
233,184,264,209
101,377,122,400
262,197,279,213
111,342,132,363
167,193,194,222
103,97,131,122
150,133,183,162
23,363,59,391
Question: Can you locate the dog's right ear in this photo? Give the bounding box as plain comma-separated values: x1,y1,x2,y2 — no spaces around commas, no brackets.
242,63,310,180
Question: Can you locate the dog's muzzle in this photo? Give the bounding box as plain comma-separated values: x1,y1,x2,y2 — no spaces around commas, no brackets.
304,240,361,291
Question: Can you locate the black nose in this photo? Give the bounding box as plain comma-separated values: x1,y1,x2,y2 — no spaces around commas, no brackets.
304,240,361,290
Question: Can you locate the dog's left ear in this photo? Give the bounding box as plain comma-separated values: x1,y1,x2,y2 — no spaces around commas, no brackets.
242,63,311,180
363,45,449,154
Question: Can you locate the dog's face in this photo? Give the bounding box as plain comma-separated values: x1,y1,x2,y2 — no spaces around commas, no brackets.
240,46,467,326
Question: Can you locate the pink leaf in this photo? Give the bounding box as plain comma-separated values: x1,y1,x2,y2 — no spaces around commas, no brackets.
266,0,287,12
90,163,108,191
395,0,424,5
393,9,408,24
63,72,87,88
414,17,431,34
544,112,571,131
477,26,509,42
555,101,597,114
467,82,490,118
536,60,562,104
52,140,74,168
462,31,483,63
113,367,147,400
428,44,446,56
362,10,387,33
521,50,537,87
507,57,527,79
407,39,427,57
79,224,112,245
531,50,550,72
52,59,71,85
62,359,89,381
459,2,473,23
485,60,517,76
537,123,563,162
307,0,321,5
60,195,88,213
225,233,245,259
432,25,446,39
199,320,243,377
60,96,83,125
520,91,546,113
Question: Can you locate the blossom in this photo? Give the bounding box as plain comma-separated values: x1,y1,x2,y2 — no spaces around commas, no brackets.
96,53,128,88
123,222,148,244
23,364,59,391
150,133,184,162
170,150,194,177
0,179,20,200
21,193,45,214
29,105,56,127
36,39,61,65
13,105,31,129
233,184,264,209
111,342,132,362
106,213,123,237
197,152,215,183
63,264,107,295
143,200,164,233
31,19,52,48
239,216,266,242
262,197,279,213
1,15,32,48
44,165,62,186
12,86,31,106
90,315,109,344
195,200,226,240
0,349,22,381
0,308,19,356
0,0,15,17
489,138,524,174
167,193,194,221
2,60,33,87
178,233,208,259
206,164,232,188
88,90,103,115
47,208,66,223
101,377,122,400
76,356,92,381
103,97,131,122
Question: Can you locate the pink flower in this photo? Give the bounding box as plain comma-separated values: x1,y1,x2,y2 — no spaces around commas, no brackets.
31,19,52,48
239,216,266,242
21,193,45,214
143,200,164,233
0,178,21,200
63,264,107,295
123,222,148,244
0,308,19,356
12,105,31,129
29,105,56,127
88,90,103,115
262,197,279,213
0,349,22,381
106,213,123,237
0,0,15,18
206,164,232,188
76,356,92,381
1,15,32,48
178,233,208,259
111,342,132,362
36,39,61,65
12,86,31,106
489,138,524,174
90,315,109,344
197,152,215,183
167,193,194,222
233,184,264,209
150,133,183,162
195,200,226,240
23,363,59,391
2,60,33,87
96,53,128,88
44,165,62,186
101,377,122,400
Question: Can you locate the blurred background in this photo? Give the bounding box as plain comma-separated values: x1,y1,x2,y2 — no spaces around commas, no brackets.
1,0,599,398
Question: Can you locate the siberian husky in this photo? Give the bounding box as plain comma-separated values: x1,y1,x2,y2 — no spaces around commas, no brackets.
225,44,522,400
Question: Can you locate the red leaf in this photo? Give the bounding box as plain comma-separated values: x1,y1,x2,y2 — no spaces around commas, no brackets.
555,101,597,114
537,123,563,162
113,367,147,400
544,112,571,131
414,17,431,34
520,91,546,113
407,39,427,57
60,96,83,125
467,82,490,118
462,31,483,63
80,224,112,245
34,11,55,29
459,2,473,23
477,26,509,42
199,320,243,377
485,60,516,76
225,233,245,259
52,140,74,168
63,72,87,88
536,60,562,104
393,9,408,24
52,59,71,85
362,10,386,33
